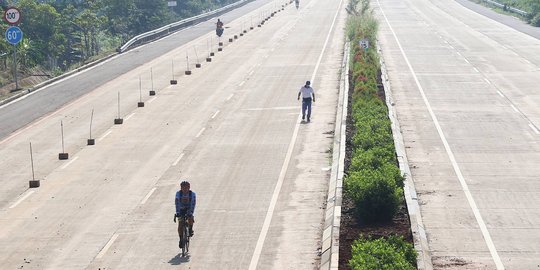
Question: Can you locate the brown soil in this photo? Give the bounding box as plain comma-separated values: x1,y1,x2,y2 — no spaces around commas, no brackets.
338,71,413,269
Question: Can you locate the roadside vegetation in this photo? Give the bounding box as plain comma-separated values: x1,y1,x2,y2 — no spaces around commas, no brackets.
473,0,540,26
0,0,238,91
340,0,416,269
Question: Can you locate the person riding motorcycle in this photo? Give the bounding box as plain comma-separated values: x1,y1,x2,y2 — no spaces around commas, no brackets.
216,18,224,37
174,180,196,241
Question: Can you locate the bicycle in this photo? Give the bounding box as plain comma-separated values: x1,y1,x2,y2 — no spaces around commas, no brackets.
175,213,191,257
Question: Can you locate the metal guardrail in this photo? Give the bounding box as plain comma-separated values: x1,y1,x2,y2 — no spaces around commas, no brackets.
118,0,254,53
1,0,255,106
481,0,529,17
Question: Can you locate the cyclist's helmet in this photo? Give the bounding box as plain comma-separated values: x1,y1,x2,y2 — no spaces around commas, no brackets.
180,180,190,187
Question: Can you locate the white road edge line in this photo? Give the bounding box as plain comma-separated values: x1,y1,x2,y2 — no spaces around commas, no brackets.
173,153,185,166
248,0,344,267
377,1,505,268
211,110,220,119
60,156,79,170
196,127,205,138
9,190,35,209
98,130,113,141
125,112,136,121
510,105,519,113
148,97,157,103
528,123,540,134
96,233,119,259
141,187,157,205
497,91,504,97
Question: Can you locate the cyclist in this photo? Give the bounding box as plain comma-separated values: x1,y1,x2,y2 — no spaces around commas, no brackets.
297,80,315,122
174,181,196,243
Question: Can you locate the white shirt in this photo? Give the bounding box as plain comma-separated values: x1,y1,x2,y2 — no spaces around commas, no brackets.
299,86,314,98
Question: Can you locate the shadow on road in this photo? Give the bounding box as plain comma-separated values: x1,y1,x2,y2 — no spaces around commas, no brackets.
168,253,190,265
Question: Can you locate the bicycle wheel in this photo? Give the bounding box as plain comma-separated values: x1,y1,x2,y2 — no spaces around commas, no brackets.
180,221,187,256
184,225,190,254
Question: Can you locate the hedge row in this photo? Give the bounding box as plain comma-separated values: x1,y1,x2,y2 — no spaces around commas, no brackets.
344,0,416,268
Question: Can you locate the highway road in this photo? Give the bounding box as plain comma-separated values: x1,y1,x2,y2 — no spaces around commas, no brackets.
376,0,540,269
0,0,347,269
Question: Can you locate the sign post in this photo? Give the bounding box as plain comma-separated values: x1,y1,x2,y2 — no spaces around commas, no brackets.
5,26,23,90
4,7,22,91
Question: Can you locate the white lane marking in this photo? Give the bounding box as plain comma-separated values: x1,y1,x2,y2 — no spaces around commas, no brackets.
140,187,157,205
173,153,185,166
248,0,344,267
227,94,234,101
510,105,519,113
125,112,135,121
239,81,245,87
524,59,532,65
249,114,302,270
98,130,112,141
484,78,491,84
211,110,220,119
243,106,297,111
9,190,35,209
497,91,504,97
377,1,505,269
61,156,79,170
464,58,470,64
473,67,479,73
148,97,157,103
529,123,540,134
96,233,119,259
196,127,205,138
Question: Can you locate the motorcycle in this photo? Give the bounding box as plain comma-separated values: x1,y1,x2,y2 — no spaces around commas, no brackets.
216,27,224,37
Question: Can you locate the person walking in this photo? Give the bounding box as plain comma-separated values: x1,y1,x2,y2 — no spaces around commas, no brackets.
297,81,315,122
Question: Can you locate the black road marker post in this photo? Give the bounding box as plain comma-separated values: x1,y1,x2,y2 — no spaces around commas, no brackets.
114,92,123,125
170,60,177,85
210,36,215,56
138,77,145,107
29,142,40,188
195,47,202,68
206,39,212,62
185,53,192,75
88,108,95,145
149,68,156,96
59,121,69,160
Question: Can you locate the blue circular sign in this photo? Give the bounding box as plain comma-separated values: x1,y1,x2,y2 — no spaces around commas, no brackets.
5,26,23,45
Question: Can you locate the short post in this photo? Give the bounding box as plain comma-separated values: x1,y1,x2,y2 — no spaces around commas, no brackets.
206,39,212,62
138,77,145,107
209,37,215,56
149,68,156,96
194,47,202,68
87,109,95,145
29,142,40,188
185,53,192,75
59,121,69,160
114,92,123,124
170,60,177,85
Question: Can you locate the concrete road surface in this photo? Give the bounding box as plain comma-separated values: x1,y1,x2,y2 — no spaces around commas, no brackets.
376,0,540,269
0,0,347,269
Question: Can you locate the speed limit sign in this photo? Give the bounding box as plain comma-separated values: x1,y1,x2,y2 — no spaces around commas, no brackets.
4,7,21,25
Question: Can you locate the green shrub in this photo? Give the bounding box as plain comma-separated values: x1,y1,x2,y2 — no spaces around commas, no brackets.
345,170,403,223
531,13,540,26
349,235,416,270
350,146,395,171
